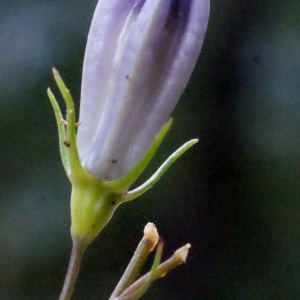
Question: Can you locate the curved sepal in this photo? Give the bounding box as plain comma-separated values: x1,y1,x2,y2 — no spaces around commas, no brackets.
106,119,173,192
124,139,198,201
47,88,71,178
52,68,86,180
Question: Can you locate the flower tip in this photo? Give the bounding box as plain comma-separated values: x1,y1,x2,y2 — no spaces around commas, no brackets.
144,223,159,251
52,67,59,77
162,118,173,134
47,87,54,99
167,118,173,126
174,243,191,263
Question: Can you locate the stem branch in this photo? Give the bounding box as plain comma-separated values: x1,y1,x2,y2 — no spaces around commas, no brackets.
109,223,158,299
116,244,191,300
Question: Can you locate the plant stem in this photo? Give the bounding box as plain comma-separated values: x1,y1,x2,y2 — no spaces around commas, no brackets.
59,238,87,300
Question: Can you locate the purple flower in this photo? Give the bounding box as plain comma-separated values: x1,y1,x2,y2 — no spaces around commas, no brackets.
76,0,210,180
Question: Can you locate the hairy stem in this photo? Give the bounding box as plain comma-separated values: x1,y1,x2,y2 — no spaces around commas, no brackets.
59,238,86,300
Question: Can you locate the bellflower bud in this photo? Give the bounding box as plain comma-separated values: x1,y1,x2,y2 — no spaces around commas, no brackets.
76,0,210,180
48,0,210,245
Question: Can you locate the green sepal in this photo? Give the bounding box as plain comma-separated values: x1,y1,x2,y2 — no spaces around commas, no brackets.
52,68,85,179
106,119,173,192
124,139,198,201
47,88,71,178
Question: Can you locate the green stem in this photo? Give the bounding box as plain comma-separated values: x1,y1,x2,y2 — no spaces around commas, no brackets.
59,238,86,300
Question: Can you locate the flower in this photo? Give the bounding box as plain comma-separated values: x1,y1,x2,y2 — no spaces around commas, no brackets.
48,0,210,247
76,0,210,180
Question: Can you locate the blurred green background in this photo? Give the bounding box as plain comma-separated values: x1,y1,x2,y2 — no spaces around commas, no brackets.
0,0,300,299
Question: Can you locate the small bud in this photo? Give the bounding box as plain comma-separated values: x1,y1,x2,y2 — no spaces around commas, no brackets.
174,243,191,263
143,222,159,251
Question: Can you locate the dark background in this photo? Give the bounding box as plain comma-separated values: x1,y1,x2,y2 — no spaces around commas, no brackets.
0,0,300,299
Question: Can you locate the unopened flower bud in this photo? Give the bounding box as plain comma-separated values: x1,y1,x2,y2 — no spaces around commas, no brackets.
77,0,210,180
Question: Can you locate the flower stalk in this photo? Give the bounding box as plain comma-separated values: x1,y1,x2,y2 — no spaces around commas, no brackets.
58,239,86,300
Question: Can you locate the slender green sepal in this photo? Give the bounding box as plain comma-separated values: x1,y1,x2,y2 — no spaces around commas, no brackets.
106,119,173,192
124,139,198,201
52,68,84,178
47,88,71,178
52,68,76,142
117,240,163,300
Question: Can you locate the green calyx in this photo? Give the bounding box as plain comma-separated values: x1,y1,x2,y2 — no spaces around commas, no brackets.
70,176,123,244
48,69,198,245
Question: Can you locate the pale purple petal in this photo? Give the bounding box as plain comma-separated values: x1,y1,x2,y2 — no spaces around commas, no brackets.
77,0,144,157
77,0,210,180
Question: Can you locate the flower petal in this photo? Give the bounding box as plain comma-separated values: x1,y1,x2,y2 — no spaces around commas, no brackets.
77,0,145,158
78,0,210,180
